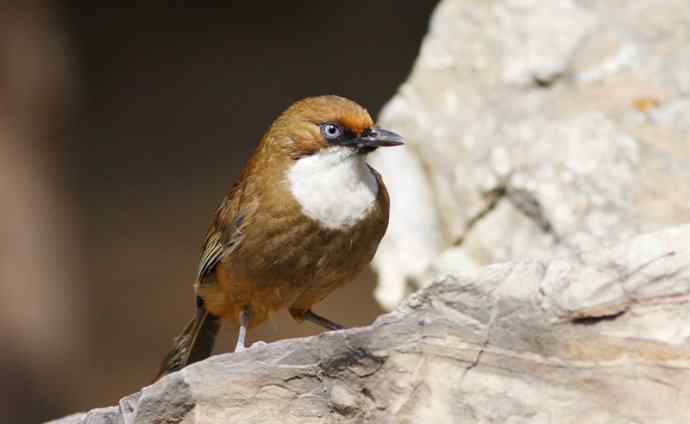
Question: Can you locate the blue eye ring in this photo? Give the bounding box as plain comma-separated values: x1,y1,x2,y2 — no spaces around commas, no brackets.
321,123,343,140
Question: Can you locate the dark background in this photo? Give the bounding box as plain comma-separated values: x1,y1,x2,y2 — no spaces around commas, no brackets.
0,2,438,422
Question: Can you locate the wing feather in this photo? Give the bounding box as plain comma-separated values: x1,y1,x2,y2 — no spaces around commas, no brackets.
196,194,246,283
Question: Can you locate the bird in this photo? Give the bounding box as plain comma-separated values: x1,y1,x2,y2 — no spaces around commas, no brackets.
155,95,404,380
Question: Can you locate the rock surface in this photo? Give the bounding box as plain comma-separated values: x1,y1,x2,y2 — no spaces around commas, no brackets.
370,0,690,309
50,225,690,423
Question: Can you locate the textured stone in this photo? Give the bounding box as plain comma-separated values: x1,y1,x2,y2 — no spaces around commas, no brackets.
370,0,690,308
50,225,690,423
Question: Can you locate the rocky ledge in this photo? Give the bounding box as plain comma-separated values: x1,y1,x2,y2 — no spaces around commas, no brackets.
51,224,690,423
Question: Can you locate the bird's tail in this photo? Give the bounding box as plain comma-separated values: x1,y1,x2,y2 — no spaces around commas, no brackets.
154,307,221,381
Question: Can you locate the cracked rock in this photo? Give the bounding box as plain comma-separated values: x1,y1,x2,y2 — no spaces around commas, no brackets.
329,383,359,416
370,0,690,307
49,225,690,423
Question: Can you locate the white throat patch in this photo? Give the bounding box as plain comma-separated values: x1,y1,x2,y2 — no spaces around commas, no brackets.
287,147,379,231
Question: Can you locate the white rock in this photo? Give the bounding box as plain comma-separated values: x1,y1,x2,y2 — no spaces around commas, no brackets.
374,0,690,308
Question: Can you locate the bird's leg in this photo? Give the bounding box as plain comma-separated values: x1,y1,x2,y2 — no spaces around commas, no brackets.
303,310,344,331
234,306,250,352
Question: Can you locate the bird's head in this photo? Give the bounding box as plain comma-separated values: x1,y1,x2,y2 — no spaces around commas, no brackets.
265,95,404,159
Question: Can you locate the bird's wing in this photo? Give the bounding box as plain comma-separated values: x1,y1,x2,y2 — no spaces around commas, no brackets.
196,190,247,284
196,146,263,284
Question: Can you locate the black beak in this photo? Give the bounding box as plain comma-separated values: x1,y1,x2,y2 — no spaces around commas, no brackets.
357,128,405,149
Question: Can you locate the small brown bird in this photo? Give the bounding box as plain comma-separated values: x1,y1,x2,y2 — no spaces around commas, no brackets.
156,95,404,379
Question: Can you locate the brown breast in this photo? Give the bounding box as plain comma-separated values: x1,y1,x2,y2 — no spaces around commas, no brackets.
198,159,389,328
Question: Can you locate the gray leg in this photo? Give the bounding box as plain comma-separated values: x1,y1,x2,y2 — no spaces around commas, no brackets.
234,306,250,352
304,310,344,331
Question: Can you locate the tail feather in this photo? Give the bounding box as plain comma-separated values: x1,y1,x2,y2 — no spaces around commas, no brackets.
154,307,220,381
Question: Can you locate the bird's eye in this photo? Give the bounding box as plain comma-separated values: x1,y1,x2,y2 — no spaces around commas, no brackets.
321,123,343,140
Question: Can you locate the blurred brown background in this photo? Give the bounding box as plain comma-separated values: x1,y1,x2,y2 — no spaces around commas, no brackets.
0,2,437,422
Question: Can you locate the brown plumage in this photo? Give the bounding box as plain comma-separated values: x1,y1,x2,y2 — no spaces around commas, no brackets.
156,95,403,380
